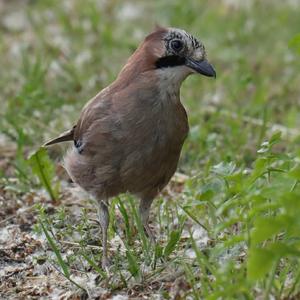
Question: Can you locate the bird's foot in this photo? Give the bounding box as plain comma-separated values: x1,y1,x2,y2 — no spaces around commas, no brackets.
101,256,111,271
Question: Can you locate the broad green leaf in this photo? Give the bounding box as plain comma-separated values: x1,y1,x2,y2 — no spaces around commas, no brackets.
198,189,214,201
251,217,285,245
288,164,300,180
247,248,274,280
269,131,282,145
269,242,300,257
280,192,300,214
250,157,268,179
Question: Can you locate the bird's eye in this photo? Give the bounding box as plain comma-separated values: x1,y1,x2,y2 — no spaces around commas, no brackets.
171,40,183,51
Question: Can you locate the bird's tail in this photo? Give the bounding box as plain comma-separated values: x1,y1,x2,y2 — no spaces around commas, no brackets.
43,126,76,146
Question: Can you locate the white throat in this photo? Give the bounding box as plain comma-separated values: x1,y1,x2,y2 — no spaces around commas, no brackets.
156,66,191,103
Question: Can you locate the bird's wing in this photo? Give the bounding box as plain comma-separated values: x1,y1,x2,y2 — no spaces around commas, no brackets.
44,90,111,149
73,93,116,145
43,126,76,146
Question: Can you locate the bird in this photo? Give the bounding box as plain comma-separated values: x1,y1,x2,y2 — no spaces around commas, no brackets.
44,26,216,269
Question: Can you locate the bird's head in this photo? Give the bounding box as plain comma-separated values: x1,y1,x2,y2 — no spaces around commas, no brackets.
154,27,216,78
118,27,216,86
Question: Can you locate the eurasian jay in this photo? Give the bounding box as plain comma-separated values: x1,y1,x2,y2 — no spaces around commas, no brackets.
45,27,216,268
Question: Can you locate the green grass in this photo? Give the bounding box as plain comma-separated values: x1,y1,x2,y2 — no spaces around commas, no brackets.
1,0,300,298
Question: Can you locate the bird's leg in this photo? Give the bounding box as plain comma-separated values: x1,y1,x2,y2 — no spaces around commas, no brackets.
139,196,156,243
97,199,110,269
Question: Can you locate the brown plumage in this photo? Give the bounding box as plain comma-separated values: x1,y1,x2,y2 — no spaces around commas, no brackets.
44,27,215,268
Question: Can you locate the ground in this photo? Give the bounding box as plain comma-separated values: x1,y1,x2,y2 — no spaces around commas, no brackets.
0,0,300,299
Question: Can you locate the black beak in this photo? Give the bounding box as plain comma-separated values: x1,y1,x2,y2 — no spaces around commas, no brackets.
186,58,216,78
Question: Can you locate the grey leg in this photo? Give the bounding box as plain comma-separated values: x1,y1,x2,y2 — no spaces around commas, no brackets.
97,199,110,269
139,196,156,243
